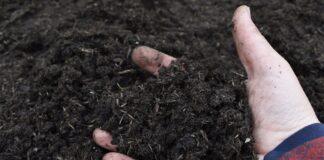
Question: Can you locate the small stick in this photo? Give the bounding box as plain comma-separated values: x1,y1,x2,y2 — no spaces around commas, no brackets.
117,69,136,75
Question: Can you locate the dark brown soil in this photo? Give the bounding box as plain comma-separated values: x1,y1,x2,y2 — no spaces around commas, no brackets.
0,0,323,160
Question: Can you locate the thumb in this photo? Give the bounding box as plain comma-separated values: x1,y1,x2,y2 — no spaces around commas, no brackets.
232,5,282,78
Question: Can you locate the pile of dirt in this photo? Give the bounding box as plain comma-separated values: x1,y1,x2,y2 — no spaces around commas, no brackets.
107,59,251,159
0,0,323,160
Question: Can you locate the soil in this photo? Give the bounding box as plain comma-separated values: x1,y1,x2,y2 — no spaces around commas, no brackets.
0,0,323,160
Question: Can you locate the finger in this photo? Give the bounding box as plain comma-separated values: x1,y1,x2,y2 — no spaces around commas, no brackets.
131,46,176,76
257,155,264,160
102,152,134,160
232,5,283,78
93,128,117,151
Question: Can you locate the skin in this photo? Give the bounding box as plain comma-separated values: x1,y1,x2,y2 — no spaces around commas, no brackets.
93,5,320,160
131,46,176,76
93,128,117,151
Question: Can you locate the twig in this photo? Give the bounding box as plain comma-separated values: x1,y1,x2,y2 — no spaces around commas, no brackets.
231,71,245,77
117,69,135,75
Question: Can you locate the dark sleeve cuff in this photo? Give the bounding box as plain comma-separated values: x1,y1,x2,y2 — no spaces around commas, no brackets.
264,123,324,160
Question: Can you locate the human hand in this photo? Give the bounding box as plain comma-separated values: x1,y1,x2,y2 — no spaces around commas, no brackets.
232,5,319,158
92,5,319,160
92,46,175,160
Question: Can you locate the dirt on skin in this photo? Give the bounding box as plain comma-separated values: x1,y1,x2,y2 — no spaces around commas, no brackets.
0,0,323,160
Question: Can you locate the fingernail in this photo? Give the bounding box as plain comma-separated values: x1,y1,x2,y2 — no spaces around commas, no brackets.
246,6,251,18
241,5,251,18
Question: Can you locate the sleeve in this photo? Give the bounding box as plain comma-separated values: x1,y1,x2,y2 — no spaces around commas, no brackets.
264,123,324,160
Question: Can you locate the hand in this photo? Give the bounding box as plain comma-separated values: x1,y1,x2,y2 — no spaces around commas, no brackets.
232,6,319,157
92,46,175,160
92,5,320,160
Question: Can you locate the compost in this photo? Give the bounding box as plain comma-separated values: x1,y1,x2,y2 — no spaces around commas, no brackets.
0,0,323,159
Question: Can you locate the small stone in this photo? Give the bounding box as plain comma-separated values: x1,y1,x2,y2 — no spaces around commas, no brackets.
244,138,251,143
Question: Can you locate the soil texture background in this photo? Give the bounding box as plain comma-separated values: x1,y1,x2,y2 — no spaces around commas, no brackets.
0,0,323,160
